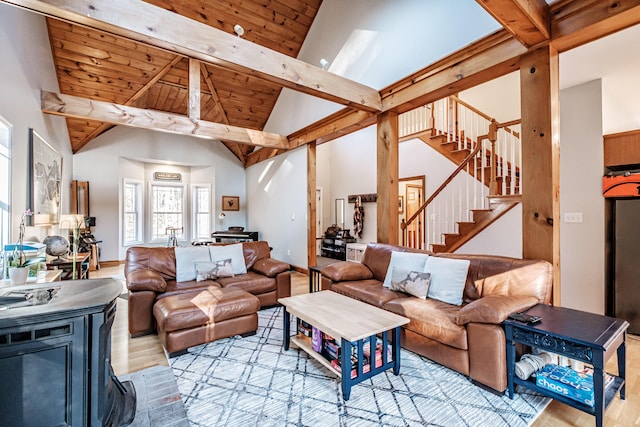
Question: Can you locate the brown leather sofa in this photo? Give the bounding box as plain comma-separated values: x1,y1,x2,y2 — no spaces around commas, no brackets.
125,241,291,337
319,243,553,393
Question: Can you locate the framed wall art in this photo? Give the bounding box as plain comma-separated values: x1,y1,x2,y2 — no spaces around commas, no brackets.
222,195,240,211
28,128,62,225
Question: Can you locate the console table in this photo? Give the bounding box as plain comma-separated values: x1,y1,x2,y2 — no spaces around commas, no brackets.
504,304,628,427
46,252,90,280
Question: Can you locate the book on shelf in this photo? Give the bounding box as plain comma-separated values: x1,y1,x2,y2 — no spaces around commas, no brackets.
535,363,615,407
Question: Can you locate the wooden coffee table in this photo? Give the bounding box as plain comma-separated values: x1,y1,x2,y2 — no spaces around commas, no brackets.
279,290,409,400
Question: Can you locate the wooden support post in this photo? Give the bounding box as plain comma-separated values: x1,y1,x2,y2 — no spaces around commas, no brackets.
520,45,561,304
307,142,317,268
188,58,200,121
377,111,399,244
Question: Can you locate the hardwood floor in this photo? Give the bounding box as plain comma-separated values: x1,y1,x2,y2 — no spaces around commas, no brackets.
99,264,639,425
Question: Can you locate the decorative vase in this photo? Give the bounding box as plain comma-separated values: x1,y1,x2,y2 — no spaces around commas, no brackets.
8,266,29,285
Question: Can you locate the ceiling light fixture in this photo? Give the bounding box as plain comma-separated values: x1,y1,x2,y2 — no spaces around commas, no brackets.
234,24,245,37
320,58,330,70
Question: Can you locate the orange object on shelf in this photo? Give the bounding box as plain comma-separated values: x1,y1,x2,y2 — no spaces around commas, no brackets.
602,174,640,198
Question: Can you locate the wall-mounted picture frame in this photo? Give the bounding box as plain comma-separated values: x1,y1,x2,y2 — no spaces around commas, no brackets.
398,196,404,214
28,128,62,225
222,195,240,211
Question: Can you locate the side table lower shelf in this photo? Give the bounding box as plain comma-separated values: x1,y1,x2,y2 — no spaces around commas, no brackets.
513,375,625,415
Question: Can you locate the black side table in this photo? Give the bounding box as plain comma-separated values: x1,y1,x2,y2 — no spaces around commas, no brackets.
504,304,628,427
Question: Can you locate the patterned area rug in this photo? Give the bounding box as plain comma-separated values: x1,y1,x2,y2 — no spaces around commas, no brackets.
169,307,550,427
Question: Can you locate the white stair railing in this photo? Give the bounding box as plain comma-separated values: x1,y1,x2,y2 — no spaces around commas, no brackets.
398,96,521,250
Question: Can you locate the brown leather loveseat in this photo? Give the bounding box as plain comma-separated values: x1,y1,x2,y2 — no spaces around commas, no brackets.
125,241,291,337
319,243,552,393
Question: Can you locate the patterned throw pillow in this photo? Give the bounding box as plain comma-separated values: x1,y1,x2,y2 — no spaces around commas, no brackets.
195,258,234,282
389,266,431,299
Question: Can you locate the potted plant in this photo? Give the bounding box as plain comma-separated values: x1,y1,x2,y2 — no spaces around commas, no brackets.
4,209,45,284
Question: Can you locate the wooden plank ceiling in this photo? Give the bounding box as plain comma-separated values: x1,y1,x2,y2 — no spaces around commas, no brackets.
46,0,322,162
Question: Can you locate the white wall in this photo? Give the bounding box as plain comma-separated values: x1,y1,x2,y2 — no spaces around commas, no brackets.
0,5,72,243
74,126,246,261
246,147,307,267
559,80,605,314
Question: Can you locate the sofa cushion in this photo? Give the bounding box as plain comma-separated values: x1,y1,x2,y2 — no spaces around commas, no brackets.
195,259,233,282
161,279,222,299
389,267,431,299
175,246,211,282
424,256,470,306
216,271,275,295
252,258,289,277
210,243,247,275
383,251,429,288
332,280,406,308
455,295,539,325
384,297,468,350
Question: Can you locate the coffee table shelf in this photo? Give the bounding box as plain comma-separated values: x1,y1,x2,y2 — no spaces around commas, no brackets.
290,335,340,375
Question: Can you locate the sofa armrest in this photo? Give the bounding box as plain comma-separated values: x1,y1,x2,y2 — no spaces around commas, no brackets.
455,295,539,325
252,258,290,278
126,268,167,292
320,261,374,282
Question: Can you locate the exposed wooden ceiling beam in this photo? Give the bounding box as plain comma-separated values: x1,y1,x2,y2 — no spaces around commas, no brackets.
188,58,200,121
381,30,527,114
2,0,382,112
549,0,640,52
41,91,290,149
475,0,550,47
288,108,376,147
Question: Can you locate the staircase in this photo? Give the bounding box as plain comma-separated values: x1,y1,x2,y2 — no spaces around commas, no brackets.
398,96,522,252
430,195,520,253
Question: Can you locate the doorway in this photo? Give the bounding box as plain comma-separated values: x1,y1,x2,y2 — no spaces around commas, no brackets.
399,176,425,248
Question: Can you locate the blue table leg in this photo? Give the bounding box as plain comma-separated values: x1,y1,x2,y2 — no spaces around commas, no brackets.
392,326,401,375
341,338,352,400
618,333,626,400
505,325,515,399
283,309,290,351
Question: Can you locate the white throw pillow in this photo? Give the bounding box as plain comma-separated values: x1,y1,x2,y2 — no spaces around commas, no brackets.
382,251,429,288
209,243,247,275
424,256,470,306
174,246,211,282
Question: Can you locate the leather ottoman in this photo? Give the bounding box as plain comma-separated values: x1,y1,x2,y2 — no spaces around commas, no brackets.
153,286,261,356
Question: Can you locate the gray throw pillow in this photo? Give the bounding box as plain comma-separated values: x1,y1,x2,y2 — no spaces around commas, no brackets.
389,266,431,299
195,258,234,282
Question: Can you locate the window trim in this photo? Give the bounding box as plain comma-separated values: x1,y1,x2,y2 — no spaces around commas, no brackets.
122,178,143,247
191,183,212,241
0,115,12,254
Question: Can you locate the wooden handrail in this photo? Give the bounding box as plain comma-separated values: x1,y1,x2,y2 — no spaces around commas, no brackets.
401,135,486,230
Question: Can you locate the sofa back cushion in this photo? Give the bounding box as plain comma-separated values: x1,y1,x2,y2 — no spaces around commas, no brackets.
358,243,552,305
362,243,431,282
125,246,177,280
435,253,552,304
125,241,273,282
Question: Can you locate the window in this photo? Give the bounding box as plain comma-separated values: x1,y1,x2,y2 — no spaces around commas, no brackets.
122,179,142,245
192,185,211,239
150,184,185,242
0,116,11,253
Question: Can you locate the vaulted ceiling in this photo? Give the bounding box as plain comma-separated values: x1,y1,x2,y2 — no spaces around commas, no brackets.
6,0,640,168
46,0,323,162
